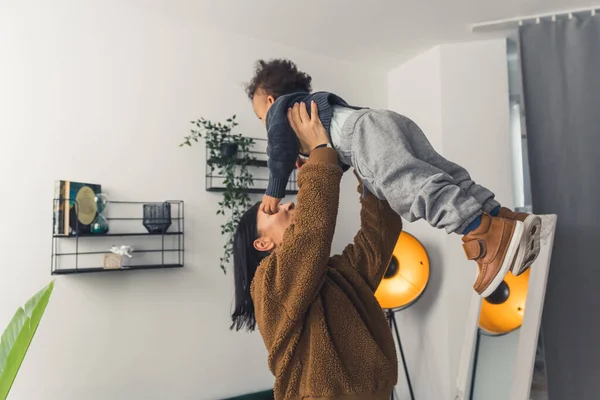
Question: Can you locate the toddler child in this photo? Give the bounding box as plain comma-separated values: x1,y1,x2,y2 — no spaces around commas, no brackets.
246,59,541,297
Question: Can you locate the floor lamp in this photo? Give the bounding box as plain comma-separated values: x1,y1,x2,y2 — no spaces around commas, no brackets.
375,232,430,400
479,268,529,335
470,268,530,396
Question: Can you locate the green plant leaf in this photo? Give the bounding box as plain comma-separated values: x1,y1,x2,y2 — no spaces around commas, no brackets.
183,114,257,273
0,281,54,399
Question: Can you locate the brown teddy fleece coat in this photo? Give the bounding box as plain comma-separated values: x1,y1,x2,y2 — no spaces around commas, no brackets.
250,148,403,399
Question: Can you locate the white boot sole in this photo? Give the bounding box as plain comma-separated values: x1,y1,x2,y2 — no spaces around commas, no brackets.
511,214,542,276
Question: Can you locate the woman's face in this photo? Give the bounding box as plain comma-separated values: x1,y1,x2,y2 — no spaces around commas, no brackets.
254,202,296,252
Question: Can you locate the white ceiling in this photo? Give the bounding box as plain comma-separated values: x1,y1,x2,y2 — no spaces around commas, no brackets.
140,0,598,67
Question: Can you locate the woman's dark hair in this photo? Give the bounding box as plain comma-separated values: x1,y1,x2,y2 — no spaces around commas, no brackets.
245,59,312,100
230,202,271,332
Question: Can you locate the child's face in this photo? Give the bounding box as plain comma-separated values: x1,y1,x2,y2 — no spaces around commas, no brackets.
252,89,275,128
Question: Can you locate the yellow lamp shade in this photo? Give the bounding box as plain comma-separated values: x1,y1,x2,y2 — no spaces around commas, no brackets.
479,268,530,335
375,232,430,311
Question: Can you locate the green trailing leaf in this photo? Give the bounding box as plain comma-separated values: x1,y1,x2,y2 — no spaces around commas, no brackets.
180,114,256,272
0,281,54,399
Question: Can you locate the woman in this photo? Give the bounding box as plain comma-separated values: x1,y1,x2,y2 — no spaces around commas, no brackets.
231,102,403,400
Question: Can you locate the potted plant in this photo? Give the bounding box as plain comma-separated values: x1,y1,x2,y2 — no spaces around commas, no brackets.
181,115,256,273
220,140,239,159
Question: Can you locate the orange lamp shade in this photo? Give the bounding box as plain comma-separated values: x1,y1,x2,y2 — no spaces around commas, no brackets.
375,232,430,311
479,268,530,335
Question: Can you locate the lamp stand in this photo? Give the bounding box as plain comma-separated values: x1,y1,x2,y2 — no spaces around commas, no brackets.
387,309,415,400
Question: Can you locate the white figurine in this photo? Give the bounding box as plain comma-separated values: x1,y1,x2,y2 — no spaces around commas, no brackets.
110,245,134,258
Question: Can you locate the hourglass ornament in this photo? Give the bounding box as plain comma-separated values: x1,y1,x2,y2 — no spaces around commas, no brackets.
91,193,110,234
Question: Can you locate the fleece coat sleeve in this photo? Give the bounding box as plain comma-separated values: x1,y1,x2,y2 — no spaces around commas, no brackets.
338,172,403,291
260,148,342,321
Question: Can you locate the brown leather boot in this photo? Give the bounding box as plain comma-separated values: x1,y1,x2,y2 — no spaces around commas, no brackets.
497,207,542,276
462,214,524,297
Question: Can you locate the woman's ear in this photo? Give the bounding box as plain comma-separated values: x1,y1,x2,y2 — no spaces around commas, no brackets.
254,237,275,252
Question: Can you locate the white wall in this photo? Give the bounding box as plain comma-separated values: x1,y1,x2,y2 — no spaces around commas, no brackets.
0,1,386,399
387,39,513,399
439,40,514,395
0,1,513,397
387,47,452,400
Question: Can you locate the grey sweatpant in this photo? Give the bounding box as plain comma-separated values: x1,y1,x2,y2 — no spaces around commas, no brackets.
336,109,500,234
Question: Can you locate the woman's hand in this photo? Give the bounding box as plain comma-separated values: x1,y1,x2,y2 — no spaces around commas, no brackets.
296,156,307,169
287,101,330,155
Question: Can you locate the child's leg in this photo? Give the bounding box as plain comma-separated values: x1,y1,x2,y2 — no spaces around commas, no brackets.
383,115,543,275
349,110,483,234
347,109,524,296
398,117,501,215
384,115,541,275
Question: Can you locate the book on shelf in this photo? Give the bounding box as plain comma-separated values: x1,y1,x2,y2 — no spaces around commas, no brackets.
53,180,102,236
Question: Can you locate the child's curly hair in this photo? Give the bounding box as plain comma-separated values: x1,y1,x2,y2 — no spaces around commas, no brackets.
245,59,312,100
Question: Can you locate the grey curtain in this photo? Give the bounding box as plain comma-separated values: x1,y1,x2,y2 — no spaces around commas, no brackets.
520,15,600,400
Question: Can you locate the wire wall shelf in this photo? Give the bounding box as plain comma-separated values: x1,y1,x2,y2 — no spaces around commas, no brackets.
51,200,184,275
205,137,299,195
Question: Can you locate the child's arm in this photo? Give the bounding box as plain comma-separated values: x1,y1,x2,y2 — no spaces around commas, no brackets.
260,194,281,215
264,120,299,208
261,157,306,214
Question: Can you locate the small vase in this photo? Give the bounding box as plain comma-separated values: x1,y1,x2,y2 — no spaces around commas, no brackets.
91,214,110,234
143,203,172,234
91,193,110,234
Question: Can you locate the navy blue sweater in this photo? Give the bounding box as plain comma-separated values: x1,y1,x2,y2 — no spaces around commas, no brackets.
264,91,362,198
